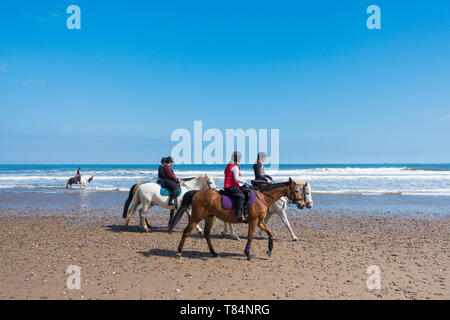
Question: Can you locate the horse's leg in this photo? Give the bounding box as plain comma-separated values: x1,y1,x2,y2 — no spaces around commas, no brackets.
168,209,175,228
280,210,298,241
125,192,141,227
221,221,228,237
258,221,275,257
257,212,273,238
229,223,240,241
211,216,219,230
138,204,151,232
244,219,258,261
176,219,201,258
204,215,217,257
186,210,203,234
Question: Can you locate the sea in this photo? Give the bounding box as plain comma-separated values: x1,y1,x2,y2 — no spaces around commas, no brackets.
0,164,449,217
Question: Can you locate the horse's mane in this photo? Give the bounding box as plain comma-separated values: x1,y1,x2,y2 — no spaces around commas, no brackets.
180,177,195,182
256,180,306,191
257,181,290,191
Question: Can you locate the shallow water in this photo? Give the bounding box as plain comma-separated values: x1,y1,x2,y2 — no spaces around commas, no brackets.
0,191,448,219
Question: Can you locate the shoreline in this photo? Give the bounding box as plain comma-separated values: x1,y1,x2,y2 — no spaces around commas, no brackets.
1,191,449,219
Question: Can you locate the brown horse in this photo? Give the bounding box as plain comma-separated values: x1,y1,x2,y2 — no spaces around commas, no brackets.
169,178,312,260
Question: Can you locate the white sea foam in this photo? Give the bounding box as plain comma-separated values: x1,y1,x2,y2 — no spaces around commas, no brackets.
0,166,449,196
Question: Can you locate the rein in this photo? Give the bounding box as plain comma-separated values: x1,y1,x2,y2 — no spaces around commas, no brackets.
180,176,214,191
256,181,305,208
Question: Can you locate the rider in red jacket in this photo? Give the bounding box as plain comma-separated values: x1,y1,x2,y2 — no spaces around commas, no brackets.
224,151,247,222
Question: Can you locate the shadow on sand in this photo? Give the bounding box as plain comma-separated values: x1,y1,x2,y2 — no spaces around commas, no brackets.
137,248,246,260
104,224,169,234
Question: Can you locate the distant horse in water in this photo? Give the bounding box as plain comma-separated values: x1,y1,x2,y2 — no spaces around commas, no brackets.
169,178,313,260
122,174,216,233
66,175,94,190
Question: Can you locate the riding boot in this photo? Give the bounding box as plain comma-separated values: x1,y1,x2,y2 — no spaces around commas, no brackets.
172,196,178,209
168,194,178,209
236,208,245,222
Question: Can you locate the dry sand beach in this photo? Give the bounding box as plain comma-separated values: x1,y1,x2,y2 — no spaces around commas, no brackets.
0,195,448,300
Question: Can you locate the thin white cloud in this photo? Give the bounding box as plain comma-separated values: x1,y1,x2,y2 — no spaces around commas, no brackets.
19,78,46,87
23,14,46,22
48,12,61,18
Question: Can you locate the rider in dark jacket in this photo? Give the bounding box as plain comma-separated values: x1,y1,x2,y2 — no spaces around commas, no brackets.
157,157,167,185
253,152,273,184
161,156,180,207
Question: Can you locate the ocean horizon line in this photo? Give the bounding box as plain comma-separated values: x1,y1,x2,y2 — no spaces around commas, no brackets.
0,163,449,166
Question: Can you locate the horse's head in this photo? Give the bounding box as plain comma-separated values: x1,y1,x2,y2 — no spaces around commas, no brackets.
287,178,313,209
184,174,216,190
203,174,216,190
302,181,313,209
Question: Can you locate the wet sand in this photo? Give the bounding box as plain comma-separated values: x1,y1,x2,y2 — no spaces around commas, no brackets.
0,198,448,300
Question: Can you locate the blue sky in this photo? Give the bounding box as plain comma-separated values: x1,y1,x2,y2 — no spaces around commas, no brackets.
0,0,449,164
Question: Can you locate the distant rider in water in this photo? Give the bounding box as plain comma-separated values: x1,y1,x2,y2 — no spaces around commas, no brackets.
75,168,81,183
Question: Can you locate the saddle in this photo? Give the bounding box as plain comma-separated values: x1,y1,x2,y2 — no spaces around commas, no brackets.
69,176,79,184
251,179,269,189
220,186,256,210
160,186,182,197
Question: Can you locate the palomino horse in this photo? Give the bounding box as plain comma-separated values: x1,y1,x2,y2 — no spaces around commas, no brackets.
123,174,216,232
66,175,94,190
169,178,313,260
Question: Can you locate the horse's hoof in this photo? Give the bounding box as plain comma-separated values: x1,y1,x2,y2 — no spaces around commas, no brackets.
267,250,272,257
175,252,182,259
247,255,252,261
292,238,298,242
211,252,218,258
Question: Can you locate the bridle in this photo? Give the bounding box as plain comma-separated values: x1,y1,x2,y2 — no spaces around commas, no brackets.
289,182,305,206
205,175,215,190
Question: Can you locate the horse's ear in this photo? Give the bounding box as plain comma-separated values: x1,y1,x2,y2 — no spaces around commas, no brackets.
289,177,293,184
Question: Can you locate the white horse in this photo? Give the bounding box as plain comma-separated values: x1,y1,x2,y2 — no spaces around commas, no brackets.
66,175,94,190
123,174,216,232
220,181,313,241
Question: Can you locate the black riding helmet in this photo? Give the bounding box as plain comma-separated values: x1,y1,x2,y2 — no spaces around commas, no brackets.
232,151,242,163
161,157,167,164
166,156,174,163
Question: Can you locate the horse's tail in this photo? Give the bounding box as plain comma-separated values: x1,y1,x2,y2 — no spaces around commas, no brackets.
169,190,199,232
88,176,94,183
123,184,138,218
